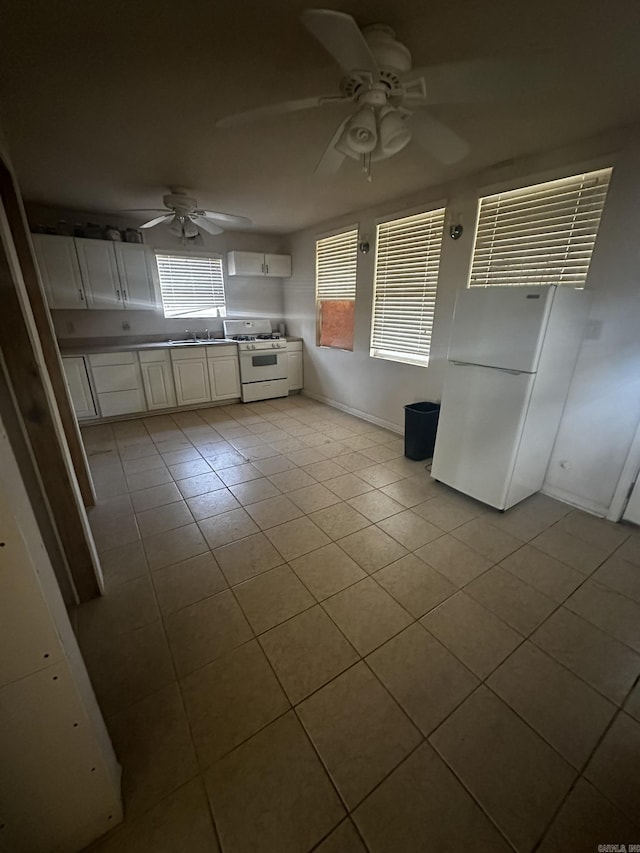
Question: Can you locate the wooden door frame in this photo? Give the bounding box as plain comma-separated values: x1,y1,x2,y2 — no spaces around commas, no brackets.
0,159,102,601
0,158,95,507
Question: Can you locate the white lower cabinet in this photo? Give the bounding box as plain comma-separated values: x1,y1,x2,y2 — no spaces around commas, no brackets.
62,357,97,418
171,348,212,406
88,352,146,417
64,344,242,419
139,350,176,410
287,342,303,391
207,346,240,401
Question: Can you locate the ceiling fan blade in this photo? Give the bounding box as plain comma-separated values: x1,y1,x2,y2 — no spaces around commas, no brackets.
301,9,379,75
217,95,346,128
407,59,546,104
410,111,470,164
197,210,253,227
315,117,350,176
139,213,173,229
192,217,224,236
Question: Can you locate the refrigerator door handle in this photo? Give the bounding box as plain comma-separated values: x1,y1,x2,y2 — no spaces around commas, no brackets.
450,361,526,376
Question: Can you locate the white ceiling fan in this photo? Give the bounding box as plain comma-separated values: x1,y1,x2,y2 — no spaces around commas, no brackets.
123,189,252,238
216,9,479,178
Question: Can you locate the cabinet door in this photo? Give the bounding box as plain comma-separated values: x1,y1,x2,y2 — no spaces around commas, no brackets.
227,251,265,276
287,351,303,390
208,356,240,401
114,243,158,310
75,239,122,310
141,361,177,410
91,363,140,394
98,389,146,417
62,357,96,418
172,359,211,406
32,234,86,309
265,253,292,278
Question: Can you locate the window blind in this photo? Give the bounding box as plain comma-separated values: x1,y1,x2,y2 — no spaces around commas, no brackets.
469,167,612,288
155,253,226,318
370,207,445,367
316,228,358,300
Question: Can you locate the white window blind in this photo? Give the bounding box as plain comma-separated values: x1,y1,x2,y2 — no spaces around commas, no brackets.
316,228,358,300
370,207,445,367
469,167,612,288
155,253,227,318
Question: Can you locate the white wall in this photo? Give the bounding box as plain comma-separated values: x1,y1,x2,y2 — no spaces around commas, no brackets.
26,204,286,340
283,126,640,515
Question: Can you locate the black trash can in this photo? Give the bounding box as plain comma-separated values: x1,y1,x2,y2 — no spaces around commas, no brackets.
404,402,440,461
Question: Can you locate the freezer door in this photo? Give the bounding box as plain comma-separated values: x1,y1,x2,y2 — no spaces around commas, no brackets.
431,362,535,509
448,286,554,372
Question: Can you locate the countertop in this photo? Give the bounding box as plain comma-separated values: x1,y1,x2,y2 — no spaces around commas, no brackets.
57,336,302,355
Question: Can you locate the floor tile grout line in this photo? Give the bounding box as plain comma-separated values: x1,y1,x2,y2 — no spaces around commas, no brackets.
418,551,640,847
85,402,640,848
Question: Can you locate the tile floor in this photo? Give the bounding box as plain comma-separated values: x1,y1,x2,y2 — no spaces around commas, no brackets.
77,397,640,853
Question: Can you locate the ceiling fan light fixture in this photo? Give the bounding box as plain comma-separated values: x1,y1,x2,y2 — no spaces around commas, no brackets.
378,105,412,156
183,217,199,238
168,216,184,237
169,214,199,239
345,105,378,154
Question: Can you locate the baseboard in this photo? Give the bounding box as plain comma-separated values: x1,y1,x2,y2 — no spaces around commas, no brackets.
541,485,609,519
302,391,403,435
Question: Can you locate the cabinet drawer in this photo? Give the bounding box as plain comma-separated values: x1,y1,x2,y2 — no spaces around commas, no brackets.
92,363,140,393
138,348,171,364
98,389,146,417
206,345,237,359
170,346,206,361
89,351,135,367
286,341,302,352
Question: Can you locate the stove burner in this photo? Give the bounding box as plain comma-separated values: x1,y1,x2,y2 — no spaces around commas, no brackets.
231,335,257,342
256,333,282,340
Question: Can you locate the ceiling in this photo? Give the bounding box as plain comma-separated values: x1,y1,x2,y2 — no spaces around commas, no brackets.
2,0,640,234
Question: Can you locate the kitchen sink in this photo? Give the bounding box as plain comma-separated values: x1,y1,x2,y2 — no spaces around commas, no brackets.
166,338,227,345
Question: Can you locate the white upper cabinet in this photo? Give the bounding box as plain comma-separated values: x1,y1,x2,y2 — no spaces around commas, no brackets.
264,253,292,278
227,250,291,278
113,243,157,310
75,239,122,310
32,234,86,309
32,233,158,311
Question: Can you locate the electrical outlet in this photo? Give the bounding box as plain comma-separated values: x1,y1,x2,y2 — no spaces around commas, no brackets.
122,321,131,331
559,459,571,470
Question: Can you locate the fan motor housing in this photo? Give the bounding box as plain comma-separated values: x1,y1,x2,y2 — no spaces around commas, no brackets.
363,25,412,73
163,193,197,213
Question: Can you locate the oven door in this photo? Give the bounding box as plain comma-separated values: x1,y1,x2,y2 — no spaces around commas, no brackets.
239,350,288,383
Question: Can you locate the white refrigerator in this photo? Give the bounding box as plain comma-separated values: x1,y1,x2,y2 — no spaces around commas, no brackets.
430,285,590,510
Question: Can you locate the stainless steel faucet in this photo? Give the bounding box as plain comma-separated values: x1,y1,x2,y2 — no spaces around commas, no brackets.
185,329,197,342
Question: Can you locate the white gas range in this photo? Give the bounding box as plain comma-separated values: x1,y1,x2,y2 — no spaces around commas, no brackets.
223,319,289,403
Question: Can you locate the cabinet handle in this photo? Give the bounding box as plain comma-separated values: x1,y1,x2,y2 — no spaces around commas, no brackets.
123,289,128,301
116,289,121,301
261,262,264,274
265,264,269,275
79,289,84,301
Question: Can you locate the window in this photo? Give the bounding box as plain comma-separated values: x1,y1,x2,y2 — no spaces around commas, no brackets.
370,207,446,367
469,167,612,288
155,252,227,318
315,227,358,350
